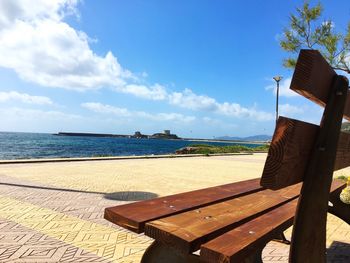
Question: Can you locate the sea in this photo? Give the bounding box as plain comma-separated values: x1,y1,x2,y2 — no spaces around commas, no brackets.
0,132,262,160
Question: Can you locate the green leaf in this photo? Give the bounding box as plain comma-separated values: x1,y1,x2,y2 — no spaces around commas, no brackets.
279,1,350,73
283,58,297,69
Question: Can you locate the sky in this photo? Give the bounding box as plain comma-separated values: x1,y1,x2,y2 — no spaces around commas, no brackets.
0,0,350,138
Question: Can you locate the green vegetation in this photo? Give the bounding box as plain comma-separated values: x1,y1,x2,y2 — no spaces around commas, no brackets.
337,175,349,182
342,122,350,133
280,1,350,73
180,144,269,155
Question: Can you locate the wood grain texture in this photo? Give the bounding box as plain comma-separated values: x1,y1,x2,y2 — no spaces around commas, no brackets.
290,75,348,263
144,183,302,254
199,180,345,263
290,49,350,121
335,131,350,170
104,178,263,233
260,116,350,189
260,117,318,189
200,199,298,263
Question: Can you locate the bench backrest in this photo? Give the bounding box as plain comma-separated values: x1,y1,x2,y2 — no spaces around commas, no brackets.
261,50,350,190
259,49,350,262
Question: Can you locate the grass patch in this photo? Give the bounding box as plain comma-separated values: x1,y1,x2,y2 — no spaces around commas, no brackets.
180,144,269,154
337,175,349,182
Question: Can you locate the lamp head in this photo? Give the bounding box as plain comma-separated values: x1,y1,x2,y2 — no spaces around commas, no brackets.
273,76,283,82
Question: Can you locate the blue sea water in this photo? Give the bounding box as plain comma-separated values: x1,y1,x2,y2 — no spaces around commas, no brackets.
0,132,262,160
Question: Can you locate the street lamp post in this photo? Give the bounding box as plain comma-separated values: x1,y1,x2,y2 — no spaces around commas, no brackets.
273,76,283,124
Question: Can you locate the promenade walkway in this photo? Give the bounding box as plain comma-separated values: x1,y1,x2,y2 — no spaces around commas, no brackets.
0,154,349,262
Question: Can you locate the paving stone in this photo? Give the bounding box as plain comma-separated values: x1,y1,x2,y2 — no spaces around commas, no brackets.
0,155,349,262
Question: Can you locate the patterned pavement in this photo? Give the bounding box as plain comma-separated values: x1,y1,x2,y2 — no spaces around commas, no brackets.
0,155,349,262
0,175,152,262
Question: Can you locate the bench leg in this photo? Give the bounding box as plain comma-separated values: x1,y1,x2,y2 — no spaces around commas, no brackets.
328,188,350,225
273,232,291,245
141,241,199,263
243,247,263,263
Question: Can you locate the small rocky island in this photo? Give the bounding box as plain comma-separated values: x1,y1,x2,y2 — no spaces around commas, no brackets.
129,130,180,139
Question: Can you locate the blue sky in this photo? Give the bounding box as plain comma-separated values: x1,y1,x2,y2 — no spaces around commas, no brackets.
0,0,349,138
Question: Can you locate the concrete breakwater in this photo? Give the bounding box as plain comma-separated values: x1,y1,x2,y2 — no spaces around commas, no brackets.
56,130,180,139
56,132,129,138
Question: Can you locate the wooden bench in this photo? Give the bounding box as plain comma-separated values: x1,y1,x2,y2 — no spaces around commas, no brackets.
104,50,350,263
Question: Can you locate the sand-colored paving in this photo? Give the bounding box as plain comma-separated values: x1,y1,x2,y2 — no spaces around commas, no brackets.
0,153,349,262
0,195,151,262
0,155,266,196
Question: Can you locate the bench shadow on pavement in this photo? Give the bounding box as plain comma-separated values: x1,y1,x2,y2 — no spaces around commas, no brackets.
104,191,158,201
0,182,158,201
327,241,350,262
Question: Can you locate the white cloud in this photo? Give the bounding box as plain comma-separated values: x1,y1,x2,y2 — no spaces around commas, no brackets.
168,88,273,121
265,77,297,97
81,102,131,116
322,20,335,29
148,112,195,123
202,116,218,124
0,91,53,105
277,102,323,125
0,0,273,122
0,106,89,133
119,84,168,101
84,86,274,121
201,116,232,127
217,102,273,121
169,89,217,111
279,103,304,116
81,102,196,123
0,107,81,120
0,0,78,27
0,0,132,91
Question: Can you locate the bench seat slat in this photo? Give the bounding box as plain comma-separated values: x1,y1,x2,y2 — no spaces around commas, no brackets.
199,179,345,263
104,178,263,233
144,183,302,254
200,199,297,263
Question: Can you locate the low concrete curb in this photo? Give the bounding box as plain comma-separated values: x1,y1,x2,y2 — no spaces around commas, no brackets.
0,152,261,165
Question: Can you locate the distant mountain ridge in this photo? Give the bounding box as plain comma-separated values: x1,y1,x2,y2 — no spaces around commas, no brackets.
214,135,272,142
